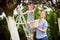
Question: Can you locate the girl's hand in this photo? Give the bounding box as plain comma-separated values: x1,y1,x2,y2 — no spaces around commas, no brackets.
35,4,38,8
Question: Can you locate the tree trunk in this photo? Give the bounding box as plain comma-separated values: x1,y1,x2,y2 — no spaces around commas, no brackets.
5,12,20,40
57,10,60,33
54,8,60,34
58,18,60,33
56,9,60,40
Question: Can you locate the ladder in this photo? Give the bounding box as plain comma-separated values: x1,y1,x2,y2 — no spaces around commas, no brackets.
15,4,31,40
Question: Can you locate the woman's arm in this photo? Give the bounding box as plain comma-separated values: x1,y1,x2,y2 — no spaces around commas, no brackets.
37,28,46,33
37,20,48,33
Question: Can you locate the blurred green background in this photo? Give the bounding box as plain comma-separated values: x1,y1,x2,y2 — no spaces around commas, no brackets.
0,5,60,40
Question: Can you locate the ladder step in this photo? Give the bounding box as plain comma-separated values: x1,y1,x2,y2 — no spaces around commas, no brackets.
16,23,25,24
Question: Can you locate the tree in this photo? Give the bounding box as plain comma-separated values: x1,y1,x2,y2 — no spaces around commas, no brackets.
0,0,21,40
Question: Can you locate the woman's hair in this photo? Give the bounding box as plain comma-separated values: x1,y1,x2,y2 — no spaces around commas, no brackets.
40,10,47,16
41,10,47,13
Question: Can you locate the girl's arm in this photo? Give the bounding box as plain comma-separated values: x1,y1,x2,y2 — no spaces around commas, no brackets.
23,11,28,15
32,4,37,13
16,7,28,15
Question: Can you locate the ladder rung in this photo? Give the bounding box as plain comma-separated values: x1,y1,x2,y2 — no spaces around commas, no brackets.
16,23,25,24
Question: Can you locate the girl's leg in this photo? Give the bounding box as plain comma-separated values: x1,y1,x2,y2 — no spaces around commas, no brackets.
30,32,34,40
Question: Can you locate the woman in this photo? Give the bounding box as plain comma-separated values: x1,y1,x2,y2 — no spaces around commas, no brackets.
35,10,48,40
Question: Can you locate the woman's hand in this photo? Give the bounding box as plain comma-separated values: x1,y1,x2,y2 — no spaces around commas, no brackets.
32,27,38,30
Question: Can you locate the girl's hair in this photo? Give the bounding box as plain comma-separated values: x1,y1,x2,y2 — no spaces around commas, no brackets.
28,2,33,5
27,2,35,9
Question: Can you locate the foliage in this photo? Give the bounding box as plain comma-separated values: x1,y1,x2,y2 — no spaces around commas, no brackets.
0,5,59,40
20,5,59,40
46,10,59,40
0,17,10,40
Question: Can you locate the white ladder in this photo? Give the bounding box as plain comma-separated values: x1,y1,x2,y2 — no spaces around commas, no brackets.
15,4,31,40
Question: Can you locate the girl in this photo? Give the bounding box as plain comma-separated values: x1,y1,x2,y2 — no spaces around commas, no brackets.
23,2,37,40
